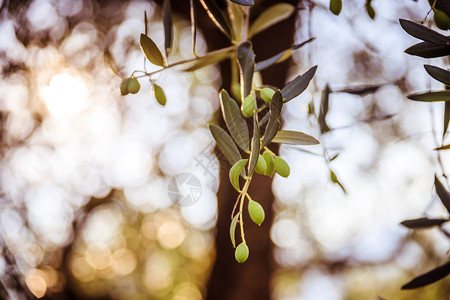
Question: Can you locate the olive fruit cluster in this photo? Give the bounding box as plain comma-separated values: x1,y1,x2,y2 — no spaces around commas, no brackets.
120,77,140,95
254,151,290,178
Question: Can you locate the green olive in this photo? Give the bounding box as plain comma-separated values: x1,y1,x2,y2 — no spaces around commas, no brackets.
127,78,141,94
235,242,249,263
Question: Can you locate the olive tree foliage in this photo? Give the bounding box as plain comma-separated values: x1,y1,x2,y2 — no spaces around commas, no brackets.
120,0,318,263
395,0,450,290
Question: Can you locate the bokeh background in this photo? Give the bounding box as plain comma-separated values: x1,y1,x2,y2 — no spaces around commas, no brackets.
1,0,450,299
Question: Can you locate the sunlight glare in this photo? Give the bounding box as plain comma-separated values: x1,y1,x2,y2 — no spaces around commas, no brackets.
41,72,89,117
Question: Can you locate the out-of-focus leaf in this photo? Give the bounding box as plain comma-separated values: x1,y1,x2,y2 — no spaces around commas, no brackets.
230,213,240,248
249,3,295,37
435,176,450,214
399,19,450,45
262,91,283,148
281,65,317,103
140,34,165,67
319,84,331,133
237,41,255,99
424,64,450,86
405,41,450,58
183,50,232,72
445,101,450,138
272,130,319,145
255,38,315,72
163,0,173,57
330,170,346,193
144,11,148,35
228,2,244,41
248,115,261,176
401,217,449,229
199,0,232,39
229,159,248,192
401,261,450,289
329,0,342,15
190,0,198,56
407,91,450,102
366,0,375,19
220,89,249,151
337,84,382,96
208,124,241,165
435,144,450,150
230,0,254,6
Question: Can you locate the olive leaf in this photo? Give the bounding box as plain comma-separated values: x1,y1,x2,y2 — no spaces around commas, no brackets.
220,89,249,151
281,65,317,102
405,41,450,58
262,91,283,148
230,213,240,248
400,217,448,229
319,84,331,133
144,11,148,35
424,65,450,86
249,3,295,37
190,0,198,56
230,0,254,6
199,0,232,39
228,2,244,41
435,144,450,150
366,0,375,19
183,50,232,72
271,130,319,145
399,19,450,45
407,91,450,102
237,41,255,100
435,176,450,214
140,34,165,67
163,0,173,57
208,124,242,165
255,38,315,72
401,261,450,289
229,159,248,192
248,115,261,176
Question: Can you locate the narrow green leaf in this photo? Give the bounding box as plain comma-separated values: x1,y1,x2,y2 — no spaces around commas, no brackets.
319,84,331,134
400,19,450,45
199,0,232,39
163,0,173,57
183,51,232,72
401,261,450,290
366,1,375,19
190,0,198,56
220,89,249,151
400,217,448,229
230,213,240,248
255,38,315,72
249,3,295,37
330,170,346,193
261,91,283,148
230,0,254,6
435,144,450,150
272,130,319,145
281,66,317,103
435,176,450,214
144,11,148,35
408,91,450,102
445,101,450,138
237,41,255,100
424,65,450,86
229,159,248,192
208,124,242,165
140,34,165,67
228,2,244,41
405,41,450,58
248,115,260,176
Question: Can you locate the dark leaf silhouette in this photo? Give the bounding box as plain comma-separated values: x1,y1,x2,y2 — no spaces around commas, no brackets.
237,41,255,99
220,89,249,151
400,217,448,229
262,91,283,148
408,91,450,102
248,115,261,176
424,64,450,86
208,124,242,165
199,0,232,38
281,66,317,102
435,176,450,214
401,261,450,289
405,41,450,58
399,19,450,45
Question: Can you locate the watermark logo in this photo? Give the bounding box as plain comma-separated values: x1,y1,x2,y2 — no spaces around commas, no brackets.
167,173,202,207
